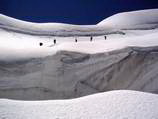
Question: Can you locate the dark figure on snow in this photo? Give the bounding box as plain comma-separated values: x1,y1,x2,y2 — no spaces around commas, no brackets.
90,36,93,41
104,36,107,40
54,39,56,44
75,38,77,42
39,42,43,46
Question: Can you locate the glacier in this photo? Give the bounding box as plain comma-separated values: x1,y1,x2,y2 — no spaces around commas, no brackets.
0,9,158,119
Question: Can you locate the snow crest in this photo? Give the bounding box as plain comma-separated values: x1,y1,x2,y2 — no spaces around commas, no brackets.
98,9,158,30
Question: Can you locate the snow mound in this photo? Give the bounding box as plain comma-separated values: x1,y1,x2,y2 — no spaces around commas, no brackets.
98,9,158,30
0,90,158,119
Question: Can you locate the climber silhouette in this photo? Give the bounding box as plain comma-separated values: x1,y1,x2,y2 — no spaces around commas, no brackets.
90,36,93,41
104,36,107,40
39,42,43,46
75,38,77,42
54,39,56,44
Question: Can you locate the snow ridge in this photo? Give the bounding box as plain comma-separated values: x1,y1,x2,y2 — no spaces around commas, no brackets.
0,9,158,36
0,14,112,36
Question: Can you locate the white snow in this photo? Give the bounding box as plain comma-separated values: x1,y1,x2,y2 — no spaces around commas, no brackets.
1,9,158,36
0,9,157,60
0,90,158,119
98,9,158,30
0,14,112,36
0,9,158,119
0,27,158,60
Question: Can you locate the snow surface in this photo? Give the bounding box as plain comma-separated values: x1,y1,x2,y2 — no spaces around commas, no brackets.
0,9,158,118
0,90,158,119
0,9,157,60
98,9,158,30
0,9,158,36
0,27,158,60
0,14,112,36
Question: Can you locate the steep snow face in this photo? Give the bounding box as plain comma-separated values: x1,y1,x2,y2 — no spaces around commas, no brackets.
98,9,158,30
0,9,158,100
0,90,158,119
0,46,158,100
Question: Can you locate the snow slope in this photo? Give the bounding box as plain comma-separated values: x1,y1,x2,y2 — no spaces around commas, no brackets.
0,9,158,100
0,14,112,36
98,9,158,30
0,9,158,36
0,90,158,119
0,8,158,119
